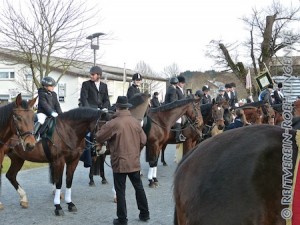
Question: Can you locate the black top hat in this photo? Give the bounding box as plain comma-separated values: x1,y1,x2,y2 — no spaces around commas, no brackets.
115,96,132,108
202,85,210,91
177,76,186,83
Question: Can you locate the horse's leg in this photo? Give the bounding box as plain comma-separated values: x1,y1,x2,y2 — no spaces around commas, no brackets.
161,144,168,166
147,160,159,188
0,148,4,210
53,160,65,216
99,154,108,184
64,159,80,213
5,152,29,208
89,160,95,186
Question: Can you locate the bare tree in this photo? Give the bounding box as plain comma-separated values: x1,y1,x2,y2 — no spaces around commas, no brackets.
135,60,163,94
162,63,181,78
206,0,300,94
0,0,98,90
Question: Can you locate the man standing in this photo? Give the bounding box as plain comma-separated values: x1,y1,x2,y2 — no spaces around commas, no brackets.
259,84,274,105
150,92,160,108
127,73,142,100
96,96,150,225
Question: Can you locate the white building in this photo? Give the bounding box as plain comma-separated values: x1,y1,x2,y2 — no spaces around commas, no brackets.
0,48,167,111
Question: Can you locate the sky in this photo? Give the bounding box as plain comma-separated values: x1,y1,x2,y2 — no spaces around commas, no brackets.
88,0,300,73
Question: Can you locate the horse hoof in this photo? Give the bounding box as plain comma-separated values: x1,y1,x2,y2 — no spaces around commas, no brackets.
113,197,117,203
101,179,108,184
20,201,29,208
148,180,156,188
163,162,168,166
89,181,95,186
54,204,64,216
67,202,77,212
0,203,4,210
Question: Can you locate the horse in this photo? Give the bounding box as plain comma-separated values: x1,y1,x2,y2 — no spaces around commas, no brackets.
145,97,202,187
201,99,226,140
4,107,109,215
159,97,203,166
0,93,37,210
88,92,151,186
173,125,296,225
240,101,275,125
159,98,228,166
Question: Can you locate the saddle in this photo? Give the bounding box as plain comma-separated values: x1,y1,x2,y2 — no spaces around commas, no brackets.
35,117,56,140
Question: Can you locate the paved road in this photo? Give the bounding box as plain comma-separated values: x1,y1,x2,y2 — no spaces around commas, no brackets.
1,145,178,225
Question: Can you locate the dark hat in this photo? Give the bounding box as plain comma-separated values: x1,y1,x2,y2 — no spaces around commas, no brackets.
90,66,102,75
154,92,159,96
225,83,232,88
278,82,283,88
132,73,142,81
218,86,225,92
267,84,273,89
115,96,132,108
170,77,179,84
195,90,204,97
177,76,186,83
202,85,210,91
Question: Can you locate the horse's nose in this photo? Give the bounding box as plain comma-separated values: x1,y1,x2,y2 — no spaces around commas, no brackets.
25,143,35,151
218,124,224,130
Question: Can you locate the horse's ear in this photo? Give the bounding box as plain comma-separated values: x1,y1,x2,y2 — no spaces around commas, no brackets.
212,98,216,104
100,112,110,121
28,95,38,108
15,93,22,106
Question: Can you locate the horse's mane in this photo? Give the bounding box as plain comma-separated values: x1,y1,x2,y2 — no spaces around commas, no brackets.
0,100,29,128
59,107,102,121
129,92,149,109
238,101,264,108
149,97,195,113
272,103,282,112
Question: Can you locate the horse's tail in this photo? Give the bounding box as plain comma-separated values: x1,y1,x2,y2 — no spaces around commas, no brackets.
174,206,178,225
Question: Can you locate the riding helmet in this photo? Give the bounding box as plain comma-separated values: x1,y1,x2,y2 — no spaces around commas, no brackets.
202,85,210,91
170,77,179,84
132,73,142,81
41,76,56,87
195,90,204,98
90,66,102,75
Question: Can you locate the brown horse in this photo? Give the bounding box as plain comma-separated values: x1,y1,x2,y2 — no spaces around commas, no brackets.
4,107,109,215
0,94,37,210
241,101,275,125
160,99,227,166
145,97,202,187
174,125,294,225
88,92,151,186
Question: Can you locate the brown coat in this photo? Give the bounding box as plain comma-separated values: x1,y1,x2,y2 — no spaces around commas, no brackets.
95,109,147,173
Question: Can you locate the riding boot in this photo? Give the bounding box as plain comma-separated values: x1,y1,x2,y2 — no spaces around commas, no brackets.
34,122,42,140
175,123,186,143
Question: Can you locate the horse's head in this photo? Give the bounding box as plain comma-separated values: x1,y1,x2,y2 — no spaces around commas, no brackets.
243,106,263,124
185,97,203,129
261,103,275,125
211,102,225,130
129,92,151,121
11,94,37,151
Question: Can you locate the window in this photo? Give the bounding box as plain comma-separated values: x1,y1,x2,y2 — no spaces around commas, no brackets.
0,69,15,79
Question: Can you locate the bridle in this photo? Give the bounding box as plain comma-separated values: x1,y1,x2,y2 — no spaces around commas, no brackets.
0,108,35,151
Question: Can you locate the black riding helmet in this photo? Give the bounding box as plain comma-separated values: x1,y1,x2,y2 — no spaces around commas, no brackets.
170,77,179,84
195,90,204,98
132,73,142,81
41,76,56,87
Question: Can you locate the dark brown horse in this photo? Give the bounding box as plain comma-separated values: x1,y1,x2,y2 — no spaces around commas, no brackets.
4,107,109,215
0,94,37,210
174,125,294,225
88,92,151,186
241,101,275,125
145,97,202,187
160,99,228,166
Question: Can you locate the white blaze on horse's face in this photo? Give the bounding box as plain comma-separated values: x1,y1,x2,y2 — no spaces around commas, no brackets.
218,107,221,110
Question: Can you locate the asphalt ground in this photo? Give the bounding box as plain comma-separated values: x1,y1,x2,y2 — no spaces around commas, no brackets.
0,145,178,225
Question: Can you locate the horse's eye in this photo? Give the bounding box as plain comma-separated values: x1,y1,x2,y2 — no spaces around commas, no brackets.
15,116,22,121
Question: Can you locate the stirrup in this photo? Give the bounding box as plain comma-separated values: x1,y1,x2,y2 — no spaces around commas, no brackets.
179,134,186,141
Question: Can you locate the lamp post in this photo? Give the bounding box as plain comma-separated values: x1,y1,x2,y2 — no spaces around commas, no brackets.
86,32,105,66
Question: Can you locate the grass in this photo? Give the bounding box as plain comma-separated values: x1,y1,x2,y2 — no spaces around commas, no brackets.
1,156,47,174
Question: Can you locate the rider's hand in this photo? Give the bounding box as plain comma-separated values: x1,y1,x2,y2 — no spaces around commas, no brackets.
102,108,108,112
51,112,58,117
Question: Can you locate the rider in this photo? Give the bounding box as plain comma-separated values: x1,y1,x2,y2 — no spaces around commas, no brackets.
127,73,142,100
35,76,62,140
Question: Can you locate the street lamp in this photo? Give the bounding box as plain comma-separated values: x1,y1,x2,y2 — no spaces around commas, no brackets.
86,32,105,66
